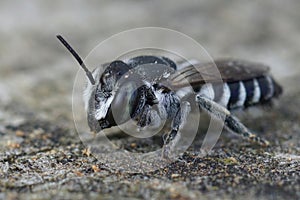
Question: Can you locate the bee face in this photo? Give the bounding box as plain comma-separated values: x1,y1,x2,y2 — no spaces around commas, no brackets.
84,61,132,132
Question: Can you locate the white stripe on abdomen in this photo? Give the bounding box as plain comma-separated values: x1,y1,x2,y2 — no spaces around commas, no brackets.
198,83,215,100
234,81,247,108
252,79,261,103
217,83,231,107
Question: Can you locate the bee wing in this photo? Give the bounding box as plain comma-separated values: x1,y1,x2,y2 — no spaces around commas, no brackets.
168,59,270,88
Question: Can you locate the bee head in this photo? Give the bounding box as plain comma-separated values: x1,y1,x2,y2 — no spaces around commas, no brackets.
100,61,130,91
93,61,131,125
56,35,131,132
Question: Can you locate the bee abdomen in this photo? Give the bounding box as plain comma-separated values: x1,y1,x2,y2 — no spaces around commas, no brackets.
197,75,282,109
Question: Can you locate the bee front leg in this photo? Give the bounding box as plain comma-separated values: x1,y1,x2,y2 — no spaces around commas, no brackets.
196,95,269,146
162,101,191,159
136,104,161,129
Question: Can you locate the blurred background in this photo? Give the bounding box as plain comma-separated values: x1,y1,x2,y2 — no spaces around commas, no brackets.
1,1,300,199
0,0,299,127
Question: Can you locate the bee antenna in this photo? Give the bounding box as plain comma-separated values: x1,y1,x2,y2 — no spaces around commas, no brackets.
56,35,96,85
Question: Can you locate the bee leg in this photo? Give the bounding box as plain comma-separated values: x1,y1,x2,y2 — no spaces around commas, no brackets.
136,104,151,128
136,104,161,129
196,95,269,146
162,101,191,159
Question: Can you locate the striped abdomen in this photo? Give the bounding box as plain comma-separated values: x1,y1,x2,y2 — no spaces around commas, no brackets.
197,75,282,109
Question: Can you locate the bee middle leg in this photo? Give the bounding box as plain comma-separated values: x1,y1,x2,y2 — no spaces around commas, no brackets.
196,95,269,146
162,101,191,159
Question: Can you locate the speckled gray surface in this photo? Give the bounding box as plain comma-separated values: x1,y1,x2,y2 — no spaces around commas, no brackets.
0,1,299,199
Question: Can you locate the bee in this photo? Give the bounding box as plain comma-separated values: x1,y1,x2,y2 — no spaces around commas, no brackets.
57,35,282,158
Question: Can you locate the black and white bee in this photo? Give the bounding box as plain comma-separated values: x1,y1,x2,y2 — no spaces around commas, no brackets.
57,35,282,158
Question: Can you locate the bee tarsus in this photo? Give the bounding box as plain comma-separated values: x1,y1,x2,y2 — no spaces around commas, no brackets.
196,95,270,146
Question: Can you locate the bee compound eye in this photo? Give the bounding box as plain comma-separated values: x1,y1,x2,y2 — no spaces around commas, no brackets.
111,82,137,124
